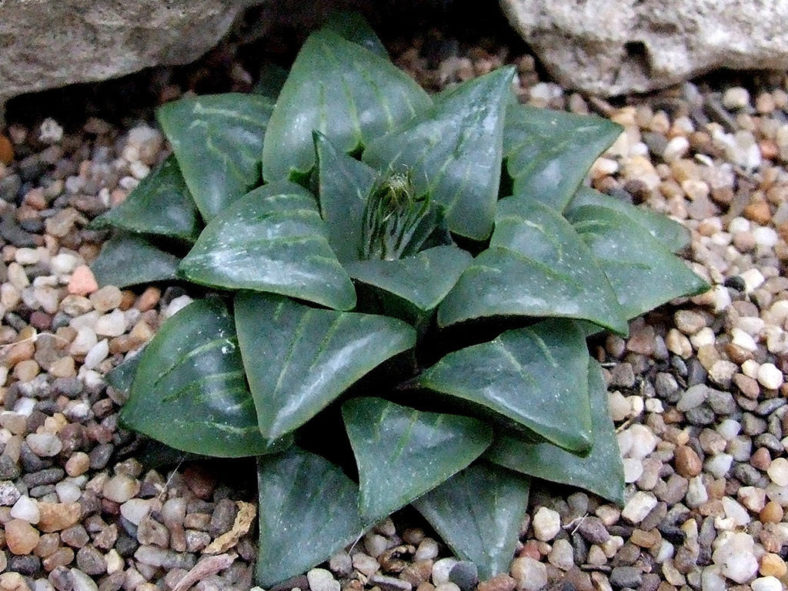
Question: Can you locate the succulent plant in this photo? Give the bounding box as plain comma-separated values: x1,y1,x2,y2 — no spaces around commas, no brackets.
92,14,708,585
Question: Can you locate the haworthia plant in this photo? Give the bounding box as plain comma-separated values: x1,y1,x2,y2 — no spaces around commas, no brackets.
93,13,709,586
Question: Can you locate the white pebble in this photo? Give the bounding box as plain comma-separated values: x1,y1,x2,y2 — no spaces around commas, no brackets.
95,309,126,337
757,363,784,390
39,117,64,143
728,217,750,234
10,495,39,524
740,268,765,292
717,419,741,440
753,226,778,248
705,454,733,479
767,458,788,487
712,532,758,584
129,160,150,180
711,285,731,313
622,491,657,524
690,327,716,349
752,576,783,591
15,248,40,265
623,458,643,483
663,136,689,162
686,475,709,508
731,328,757,351
83,339,109,370
532,506,561,541
102,474,140,504
26,432,63,457
738,486,767,512
619,424,658,460
164,295,194,319
677,384,708,411
414,537,439,561
69,326,98,356
722,87,750,110
70,568,99,591
721,497,750,526
306,568,339,591
510,557,547,591
737,316,765,336
742,359,760,379
701,565,727,591
432,557,458,585
120,498,155,526
55,481,82,504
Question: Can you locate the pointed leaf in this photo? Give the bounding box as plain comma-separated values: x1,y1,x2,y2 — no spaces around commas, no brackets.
92,155,202,242
323,10,388,58
254,64,288,98
438,198,627,334
566,187,691,252
567,204,709,320
342,397,493,525
119,298,274,457
179,181,356,310
91,233,180,288
346,246,472,312
413,463,530,579
364,67,514,240
157,93,273,220
234,293,416,440
315,132,378,263
486,361,626,505
263,29,431,181
503,104,621,210
418,319,592,453
256,448,363,587
105,350,143,393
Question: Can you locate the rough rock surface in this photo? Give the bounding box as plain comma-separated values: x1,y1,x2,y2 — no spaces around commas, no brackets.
500,0,788,96
0,0,257,107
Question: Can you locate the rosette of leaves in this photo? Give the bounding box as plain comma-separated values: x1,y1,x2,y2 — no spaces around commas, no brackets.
92,15,708,585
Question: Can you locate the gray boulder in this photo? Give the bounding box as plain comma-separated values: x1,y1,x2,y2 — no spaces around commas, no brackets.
0,0,257,107
500,0,788,96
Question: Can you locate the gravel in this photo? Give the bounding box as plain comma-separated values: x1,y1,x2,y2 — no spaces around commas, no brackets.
0,19,786,591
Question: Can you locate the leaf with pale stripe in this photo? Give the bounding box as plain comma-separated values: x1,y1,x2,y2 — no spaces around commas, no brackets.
234,293,416,440
504,104,621,210
438,198,627,333
157,93,272,220
346,246,472,312
263,29,431,182
417,319,592,453
179,181,356,311
323,10,388,58
413,462,530,579
119,298,275,457
567,204,709,320
566,187,691,252
256,448,363,587
92,155,202,242
364,67,514,240
91,233,180,288
342,397,493,525
486,360,626,505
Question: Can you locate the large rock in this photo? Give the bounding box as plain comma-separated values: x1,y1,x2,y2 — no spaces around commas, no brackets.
0,0,257,107
500,0,788,96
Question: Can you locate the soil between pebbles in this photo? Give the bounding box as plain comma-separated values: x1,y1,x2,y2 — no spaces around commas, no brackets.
1,24,788,591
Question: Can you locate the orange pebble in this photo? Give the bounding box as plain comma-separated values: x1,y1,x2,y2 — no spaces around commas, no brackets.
67,265,99,296
0,134,13,165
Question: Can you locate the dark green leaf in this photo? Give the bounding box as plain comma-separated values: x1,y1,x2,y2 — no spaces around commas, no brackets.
566,187,691,252
105,350,143,393
91,156,202,242
503,104,621,210
486,360,626,505
438,199,627,334
346,246,472,312
413,463,530,579
120,298,277,458
91,233,180,288
256,448,363,587
157,93,273,220
315,131,378,263
418,319,592,453
254,64,289,99
179,181,356,310
262,29,431,181
342,397,493,525
234,293,416,440
364,67,514,240
567,204,709,320
323,11,388,58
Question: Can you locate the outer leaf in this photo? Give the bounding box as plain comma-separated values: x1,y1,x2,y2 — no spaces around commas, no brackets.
263,29,431,181
119,298,273,457
346,246,472,312
323,10,388,58
504,104,621,210
91,233,180,288
92,155,202,242
256,448,363,587
105,351,143,393
567,204,709,320
413,463,530,579
566,187,691,252
234,293,416,440
157,93,273,220
179,181,356,311
342,397,493,525
418,319,592,453
486,360,626,505
315,131,377,263
364,67,514,240
438,198,627,334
